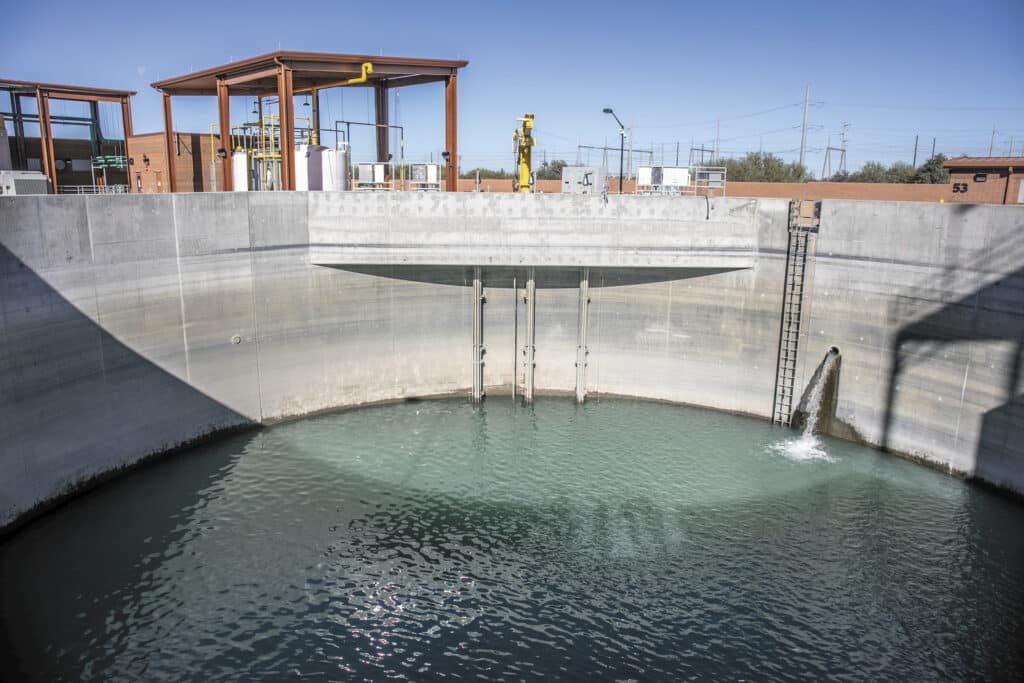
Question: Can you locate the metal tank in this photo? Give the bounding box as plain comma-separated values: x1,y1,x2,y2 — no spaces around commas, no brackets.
231,153,250,192
321,145,350,191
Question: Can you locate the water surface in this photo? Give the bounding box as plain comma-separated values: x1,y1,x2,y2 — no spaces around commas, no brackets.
2,398,1022,681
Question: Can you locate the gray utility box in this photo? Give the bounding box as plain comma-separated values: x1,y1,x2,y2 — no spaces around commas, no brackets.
0,170,51,196
561,166,606,194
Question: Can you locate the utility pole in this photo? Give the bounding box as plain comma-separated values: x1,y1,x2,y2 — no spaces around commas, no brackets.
931,137,936,158
912,134,919,167
627,127,633,182
675,141,679,166
799,84,809,168
714,119,720,160
1009,136,1015,156
989,127,996,156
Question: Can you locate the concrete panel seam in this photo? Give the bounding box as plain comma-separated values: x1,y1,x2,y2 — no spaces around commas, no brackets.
246,194,265,423
171,197,192,383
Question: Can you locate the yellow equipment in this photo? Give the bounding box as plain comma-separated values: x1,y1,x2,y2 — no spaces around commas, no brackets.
513,113,535,193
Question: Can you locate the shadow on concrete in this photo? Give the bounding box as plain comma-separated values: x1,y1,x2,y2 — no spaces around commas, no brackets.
0,242,258,676
879,204,1024,487
330,264,743,288
0,243,254,533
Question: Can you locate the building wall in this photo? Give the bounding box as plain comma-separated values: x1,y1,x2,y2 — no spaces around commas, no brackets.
1,193,1021,534
949,170,1022,205
8,137,127,190
126,132,226,193
454,177,956,202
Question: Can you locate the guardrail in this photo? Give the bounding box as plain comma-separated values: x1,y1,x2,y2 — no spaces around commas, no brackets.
62,185,129,195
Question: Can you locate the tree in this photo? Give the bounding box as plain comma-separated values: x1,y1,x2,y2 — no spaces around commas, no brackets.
852,161,889,183
829,154,950,184
886,162,917,184
535,159,568,180
913,154,950,184
716,152,809,182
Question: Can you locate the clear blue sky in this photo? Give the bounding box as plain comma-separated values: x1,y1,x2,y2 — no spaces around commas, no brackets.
4,0,1022,177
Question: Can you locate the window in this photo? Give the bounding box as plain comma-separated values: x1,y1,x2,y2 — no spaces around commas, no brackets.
973,173,988,182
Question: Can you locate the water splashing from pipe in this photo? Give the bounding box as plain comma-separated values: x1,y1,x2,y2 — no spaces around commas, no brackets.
769,350,839,463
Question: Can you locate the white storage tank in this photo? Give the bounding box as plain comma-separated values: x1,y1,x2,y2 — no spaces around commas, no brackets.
231,153,250,192
295,144,327,191
321,146,350,191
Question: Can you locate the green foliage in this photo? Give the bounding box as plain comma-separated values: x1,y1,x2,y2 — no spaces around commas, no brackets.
715,152,810,182
854,161,890,183
913,154,950,184
535,159,568,180
459,167,514,180
886,162,917,184
829,154,950,184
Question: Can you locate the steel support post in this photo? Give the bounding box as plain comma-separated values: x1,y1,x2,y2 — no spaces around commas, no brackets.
523,267,537,404
39,92,57,194
216,79,233,191
374,81,389,163
472,266,484,403
575,267,591,403
444,74,458,191
161,92,176,192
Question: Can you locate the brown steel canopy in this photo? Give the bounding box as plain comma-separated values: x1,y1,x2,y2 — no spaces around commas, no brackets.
1,78,135,194
151,51,467,192
151,51,467,96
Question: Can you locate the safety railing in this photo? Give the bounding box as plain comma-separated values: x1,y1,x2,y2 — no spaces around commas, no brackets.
62,185,129,195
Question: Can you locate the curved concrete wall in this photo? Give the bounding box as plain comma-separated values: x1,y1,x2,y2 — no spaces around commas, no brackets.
1,193,1021,531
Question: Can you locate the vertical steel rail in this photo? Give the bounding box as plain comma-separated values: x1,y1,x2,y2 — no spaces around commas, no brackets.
575,266,591,404
523,267,537,404
472,266,484,403
512,275,518,401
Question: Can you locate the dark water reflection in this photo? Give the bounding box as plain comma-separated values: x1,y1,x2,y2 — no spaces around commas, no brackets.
2,398,1022,681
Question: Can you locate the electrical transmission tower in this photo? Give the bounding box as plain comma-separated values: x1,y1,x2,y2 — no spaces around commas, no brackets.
822,123,849,178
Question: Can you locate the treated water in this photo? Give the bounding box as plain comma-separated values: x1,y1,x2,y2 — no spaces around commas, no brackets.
2,398,1022,680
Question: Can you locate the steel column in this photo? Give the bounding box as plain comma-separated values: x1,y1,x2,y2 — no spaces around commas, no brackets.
216,79,233,191
121,96,133,137
575,267,591,403
38,92,57,194
472,266,485,403
444,74,458,192
12,93,27,169
311,87,320,145
523,267,537,404
280,66,296,190
161,92,176,192
374,81,389,163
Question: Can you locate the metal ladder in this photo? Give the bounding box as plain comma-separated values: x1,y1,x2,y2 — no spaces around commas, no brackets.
772,200,820,426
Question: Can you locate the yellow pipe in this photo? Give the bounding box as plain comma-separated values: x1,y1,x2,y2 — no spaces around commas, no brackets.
348,62,373,86
293,62,375,95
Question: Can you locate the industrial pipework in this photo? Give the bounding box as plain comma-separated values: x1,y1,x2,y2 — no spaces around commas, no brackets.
513,114,535,193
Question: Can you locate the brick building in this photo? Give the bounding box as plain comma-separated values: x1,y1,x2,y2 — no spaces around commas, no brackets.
125,131,225,193
943,157,1023,204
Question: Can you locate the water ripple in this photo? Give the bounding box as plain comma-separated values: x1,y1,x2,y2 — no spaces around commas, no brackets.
1,398,1022,681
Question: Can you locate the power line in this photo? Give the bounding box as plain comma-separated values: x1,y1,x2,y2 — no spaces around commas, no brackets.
632,102,805,130
825,102,1024,112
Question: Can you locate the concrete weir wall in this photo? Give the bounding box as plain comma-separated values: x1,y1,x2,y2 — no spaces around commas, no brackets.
1,193,1021,531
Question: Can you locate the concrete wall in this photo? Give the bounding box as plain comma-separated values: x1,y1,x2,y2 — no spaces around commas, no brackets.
1,193,1021,531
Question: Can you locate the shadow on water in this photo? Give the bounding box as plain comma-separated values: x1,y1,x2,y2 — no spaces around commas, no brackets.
0,242,256,677
0,432,255,680
879,204,1024,488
